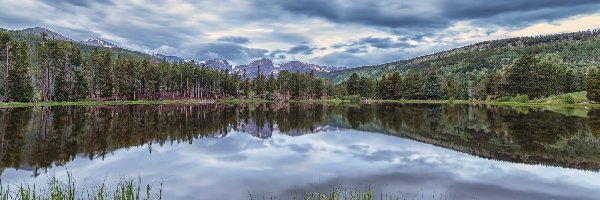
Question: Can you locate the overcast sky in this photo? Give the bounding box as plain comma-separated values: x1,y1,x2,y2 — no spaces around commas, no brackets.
1,0,600,67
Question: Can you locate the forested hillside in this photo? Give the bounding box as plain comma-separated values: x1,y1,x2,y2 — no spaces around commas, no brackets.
322,30,600,84
1,28,151,67
2,27,600,104
0,29,335,103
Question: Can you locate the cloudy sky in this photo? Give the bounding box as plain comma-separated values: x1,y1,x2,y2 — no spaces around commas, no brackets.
1,0,600,67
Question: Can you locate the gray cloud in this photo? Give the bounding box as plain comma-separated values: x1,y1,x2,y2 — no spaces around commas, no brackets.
357,37,415,49
269,44,325,61
1,0,599,67
217,36,250,44
288,45,317,55
333,37,417,54
312,50,408,68
192,42,269,64
260,0,600,29
54,0,113,7
344,47,367,54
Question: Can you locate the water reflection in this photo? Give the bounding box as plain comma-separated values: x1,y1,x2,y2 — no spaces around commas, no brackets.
1,103,600,174
0,103,600,199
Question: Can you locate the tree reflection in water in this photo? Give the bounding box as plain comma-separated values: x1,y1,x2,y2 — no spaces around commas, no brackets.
1,103,600,176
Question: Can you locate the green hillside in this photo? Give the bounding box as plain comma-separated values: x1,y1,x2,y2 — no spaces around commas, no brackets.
1,28,151,67
321,30,600,84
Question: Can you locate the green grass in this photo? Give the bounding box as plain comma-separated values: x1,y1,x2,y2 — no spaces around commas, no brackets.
2,92,598,109
0,173,162,200
366,92,600,108
533,91,588,104
0,99,215,108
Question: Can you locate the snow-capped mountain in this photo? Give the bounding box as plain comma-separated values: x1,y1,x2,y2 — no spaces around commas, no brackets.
203,59,232,71
153,53,185,63
16,27,346,75
279,61,346,73
82,38,120,48
233,58,346,77
234,58,276,77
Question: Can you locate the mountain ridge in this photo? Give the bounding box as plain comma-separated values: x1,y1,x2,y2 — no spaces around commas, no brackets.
12,27,346,74
321,29,600,83
21,27,74,42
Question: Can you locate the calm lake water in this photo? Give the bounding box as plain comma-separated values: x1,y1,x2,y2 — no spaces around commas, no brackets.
1,103,600,199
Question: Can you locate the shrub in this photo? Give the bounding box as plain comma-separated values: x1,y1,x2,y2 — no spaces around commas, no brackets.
562,95,575,104
227,96,236,102
511,94,529,103
348,95,361,103
495,96,512,102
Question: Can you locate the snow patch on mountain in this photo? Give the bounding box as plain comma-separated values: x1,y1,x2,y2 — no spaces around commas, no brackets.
82,38,120,48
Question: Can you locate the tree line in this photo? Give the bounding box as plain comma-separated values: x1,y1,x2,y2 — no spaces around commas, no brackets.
345,54,600,102
0,31,337,102
3,30,599,103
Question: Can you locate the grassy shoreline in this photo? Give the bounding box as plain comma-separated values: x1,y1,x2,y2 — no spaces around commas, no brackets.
1,98,598,109
0,99,216,108
366,99,600,108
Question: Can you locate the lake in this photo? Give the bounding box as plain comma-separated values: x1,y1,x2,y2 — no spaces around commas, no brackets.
1,103,600,199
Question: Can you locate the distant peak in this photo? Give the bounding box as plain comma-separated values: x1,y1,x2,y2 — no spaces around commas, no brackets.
82,38,120,48
20,27,74,42
153,53,185,63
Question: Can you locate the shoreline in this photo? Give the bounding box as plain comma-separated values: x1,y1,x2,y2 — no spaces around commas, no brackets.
1,99,599,109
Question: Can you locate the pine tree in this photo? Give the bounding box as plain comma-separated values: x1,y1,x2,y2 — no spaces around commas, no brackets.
506,54,565,99
242,77,251,96
346,73,360,96
54,42,81,101
358,77,373,98
93,48,113,98
484,72,505,98
506,54,537,98
423,70,442,100
125,58,139,100
146,61,161,100
576,69,587,92
0,31,11,101
72,67,89,101
563,69,577,93
7,41,33,102
311,77,323,99
113,55,127,99
266,72,276,94
253,70,266,98
37,38,64,101
291,72,301,99
376,75,387,99
586,68,600,102
387,72,402,99
403,70,424,100
443,77,460,100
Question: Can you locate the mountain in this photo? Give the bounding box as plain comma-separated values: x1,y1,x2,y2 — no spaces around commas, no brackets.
203,59,232,71
81,38,120,48
279,61,345,73
153,53,185,63
234,58,276,77
9,27,347,76
21,27,74,42
233,58,346,77
321,29,600,84
4,27,151,67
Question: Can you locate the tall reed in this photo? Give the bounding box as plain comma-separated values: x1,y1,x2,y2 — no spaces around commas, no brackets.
0,173,162,200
